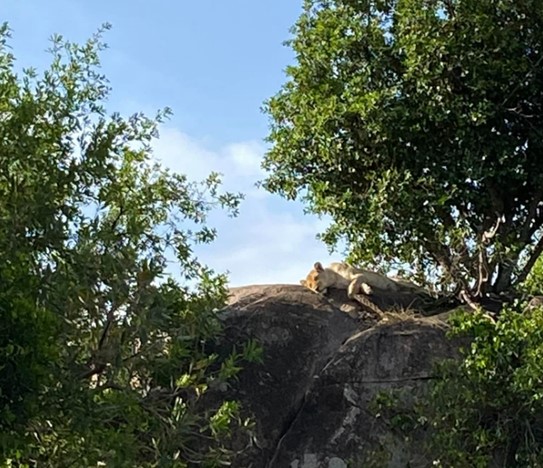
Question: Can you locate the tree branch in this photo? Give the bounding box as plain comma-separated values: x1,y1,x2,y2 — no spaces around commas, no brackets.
519,189,543,244
486,180,505,219
528,209,543,239
425,240,454,278
515,235,543,286
475,217,503,297
79,363,106,380
459,289,480,312
493,260,516,294
80,306,118,380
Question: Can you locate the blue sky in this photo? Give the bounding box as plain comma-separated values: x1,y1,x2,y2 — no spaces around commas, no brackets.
4,0,339,286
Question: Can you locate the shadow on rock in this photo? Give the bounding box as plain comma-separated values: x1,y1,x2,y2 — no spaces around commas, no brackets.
204,284,462,468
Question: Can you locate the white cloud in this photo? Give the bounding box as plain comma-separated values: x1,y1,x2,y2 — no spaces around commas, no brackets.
224,141,264,177
152,126,340,287
205,211,339,286
152,127,265,193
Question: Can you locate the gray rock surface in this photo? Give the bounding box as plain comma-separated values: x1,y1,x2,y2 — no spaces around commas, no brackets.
209,284,461,467
270,318,458,468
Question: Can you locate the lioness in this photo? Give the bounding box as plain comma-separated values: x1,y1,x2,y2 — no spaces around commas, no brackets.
300,262,425,298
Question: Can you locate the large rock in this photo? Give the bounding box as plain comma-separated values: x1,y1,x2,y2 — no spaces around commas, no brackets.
210,284,460,467
212,285,359,467
270,319,458,468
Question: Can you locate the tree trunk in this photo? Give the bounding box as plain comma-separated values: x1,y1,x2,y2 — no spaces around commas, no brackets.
492,262,515,294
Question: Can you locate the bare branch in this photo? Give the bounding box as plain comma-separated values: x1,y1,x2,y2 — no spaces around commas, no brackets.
459,289,480,312
475,216,504,297
475,248,490,297
482,216,503,244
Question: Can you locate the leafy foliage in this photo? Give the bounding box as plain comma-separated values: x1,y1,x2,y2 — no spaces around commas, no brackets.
0,23,259,467
263,0,543,299
522,255,543,296
424,305,543,466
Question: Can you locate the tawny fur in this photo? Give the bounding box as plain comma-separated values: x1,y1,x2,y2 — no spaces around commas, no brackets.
300,262,426,298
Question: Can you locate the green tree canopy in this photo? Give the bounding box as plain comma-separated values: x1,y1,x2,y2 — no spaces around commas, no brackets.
0,24,259,467
263,0,543,301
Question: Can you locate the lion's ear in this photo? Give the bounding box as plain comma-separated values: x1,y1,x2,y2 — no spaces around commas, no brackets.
300,280,307,286
314,262,324,272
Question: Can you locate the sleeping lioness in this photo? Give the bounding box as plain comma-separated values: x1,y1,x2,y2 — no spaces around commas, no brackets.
300,262,426,298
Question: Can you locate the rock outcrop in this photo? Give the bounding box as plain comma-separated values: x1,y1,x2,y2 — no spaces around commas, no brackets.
211,284,461,468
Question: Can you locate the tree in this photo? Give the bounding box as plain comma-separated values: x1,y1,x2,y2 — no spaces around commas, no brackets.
263,0,543,303
0,24,260,467
423,305,543,466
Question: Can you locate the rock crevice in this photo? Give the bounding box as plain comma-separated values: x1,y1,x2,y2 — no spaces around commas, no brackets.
210,284,460,468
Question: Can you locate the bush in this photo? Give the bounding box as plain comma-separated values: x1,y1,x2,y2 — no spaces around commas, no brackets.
0,23,259,467
426,305,543,466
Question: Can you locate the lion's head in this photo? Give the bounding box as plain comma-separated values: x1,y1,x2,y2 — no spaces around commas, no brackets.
300,262,326,292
